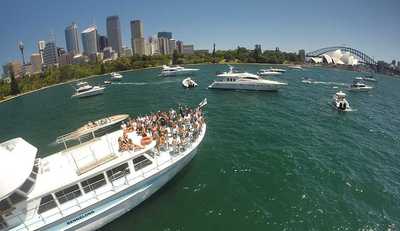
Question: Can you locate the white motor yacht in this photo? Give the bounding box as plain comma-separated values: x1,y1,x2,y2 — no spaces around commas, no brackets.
362,75,377,82
71,82,105,98
160,65,199,77
332,91,351,111
182,77,198,88
208,66,287,91
257,69,282,76
110,72,123,81
0,103,207,231
349,78,373,92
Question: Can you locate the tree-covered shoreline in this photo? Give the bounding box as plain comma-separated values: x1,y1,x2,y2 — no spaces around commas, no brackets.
0,48,303,100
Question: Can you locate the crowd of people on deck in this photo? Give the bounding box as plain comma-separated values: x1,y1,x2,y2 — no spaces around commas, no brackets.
118,104,205,153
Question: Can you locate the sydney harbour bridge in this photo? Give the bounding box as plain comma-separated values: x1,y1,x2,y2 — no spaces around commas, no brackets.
306,46,376,66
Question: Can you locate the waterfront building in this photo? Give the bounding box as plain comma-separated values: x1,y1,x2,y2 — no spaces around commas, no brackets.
106,15,123,55
121,47,133,57
72,54,88,64
88,52,103,62
147,36,159,55
38,40,46,63
130,20,145,55
158,37,170,55
22,64,32,76
157,31,172,39
43,41,58,66
59,53,73,66
103,46,117,60
98,35,108,52
81,25,98,55
182,44,194,55
2,64,10,77
65,22,80,55
176,40,183,54
30,53,42,73
255,44,262,54
298,49,306,62
169,39,177,54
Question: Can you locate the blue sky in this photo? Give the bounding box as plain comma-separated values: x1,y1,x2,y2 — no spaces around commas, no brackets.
1,0,399,70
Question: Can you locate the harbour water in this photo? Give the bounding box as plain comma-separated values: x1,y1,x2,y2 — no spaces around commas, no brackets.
0,64,399,230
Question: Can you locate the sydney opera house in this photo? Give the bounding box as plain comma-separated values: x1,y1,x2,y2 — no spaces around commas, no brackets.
308,49,359,66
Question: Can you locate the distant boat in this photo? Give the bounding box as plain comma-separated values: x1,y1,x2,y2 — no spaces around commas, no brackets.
72,82,105,98
257,69,282,76
110,72,123,81
362,75,377,82
332,91,351,111
104,80,112,85
288,65,303,70
208,65,287,91
301,77,313,84
182,77,198,88
349,77,373,92
160,65,199,77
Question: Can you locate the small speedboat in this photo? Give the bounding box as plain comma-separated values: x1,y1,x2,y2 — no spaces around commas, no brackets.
104,80,112,84
182,77,198,88
301,77,313,84
257,69,282,76
72,82,105,98
333,91,351,111
349,77,373,92
110,72,123,81
362,75,377,82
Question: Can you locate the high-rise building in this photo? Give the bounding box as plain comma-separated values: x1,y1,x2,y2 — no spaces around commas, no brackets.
81,25,98,55
391,60,396,66
2,64,10,77
169,39,177,54
43,41,58,66
254,44,262,55
106,16,123,55
38,40,45,63
147,36,159,55
121,47,133,57
30,53,42,73
59,53,73,66
298,49,306,62
130,20,145,55
157,32,172,39
98,35,108,51
65,22,80,55
182,45,194,55
176,40,183,54
6,61,23,78
158,37,170,55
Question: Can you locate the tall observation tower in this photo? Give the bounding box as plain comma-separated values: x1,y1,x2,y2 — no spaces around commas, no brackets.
18,41,25,65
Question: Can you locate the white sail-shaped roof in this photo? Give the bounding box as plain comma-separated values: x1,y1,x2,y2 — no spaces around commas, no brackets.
0,138,37,200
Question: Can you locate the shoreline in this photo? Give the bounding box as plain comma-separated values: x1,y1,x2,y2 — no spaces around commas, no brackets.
0,65,162,104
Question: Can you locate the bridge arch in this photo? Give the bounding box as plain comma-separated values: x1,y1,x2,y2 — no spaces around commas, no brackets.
306,46,376,65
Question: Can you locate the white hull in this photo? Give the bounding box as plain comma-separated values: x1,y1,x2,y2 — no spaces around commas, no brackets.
208,82,284,91
258,72,281,76
72,88,104,98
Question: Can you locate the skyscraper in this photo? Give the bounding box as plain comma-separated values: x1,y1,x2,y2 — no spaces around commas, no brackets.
98,35,108,52
38,40,45,63
158,37,170,55
130,20,145,55
65,22,80,55
157,32,172,39
169,39,177,54
43,41,58,66
106,16,123,55
298,49,306,62
30,53,42,73
81,25,98,55
176,40,183,54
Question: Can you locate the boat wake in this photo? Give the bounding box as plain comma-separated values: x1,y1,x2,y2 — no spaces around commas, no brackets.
311,81,348,86
110,80,178,86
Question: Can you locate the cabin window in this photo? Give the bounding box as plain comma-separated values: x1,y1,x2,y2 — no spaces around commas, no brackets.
38,194,57,214
9,192,26,205
106,163,130,182
132,155,152,171
19,178,34,194
81,174,107,193
0,200,12,214
55,185,82,204
30,165,39,180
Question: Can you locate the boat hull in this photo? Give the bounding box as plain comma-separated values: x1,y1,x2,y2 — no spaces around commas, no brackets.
161,70,199,77
208,82,284,91
72,89,104,98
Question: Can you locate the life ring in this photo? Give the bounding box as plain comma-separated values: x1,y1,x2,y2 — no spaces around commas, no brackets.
141,136,153,146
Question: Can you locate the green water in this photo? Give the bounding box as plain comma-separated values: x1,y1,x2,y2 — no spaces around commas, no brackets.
1,64,399,230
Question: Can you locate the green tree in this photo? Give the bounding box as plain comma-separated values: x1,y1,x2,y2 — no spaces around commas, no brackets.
10,71,20,95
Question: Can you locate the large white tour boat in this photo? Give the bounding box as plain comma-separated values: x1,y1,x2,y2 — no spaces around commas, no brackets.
160,65,199,77
0,102,207,231
208,66,287,91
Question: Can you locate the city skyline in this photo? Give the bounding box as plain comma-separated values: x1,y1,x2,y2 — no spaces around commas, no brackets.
1,0,400,70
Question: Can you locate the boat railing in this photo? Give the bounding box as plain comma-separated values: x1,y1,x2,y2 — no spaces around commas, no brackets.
7,129,202,231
